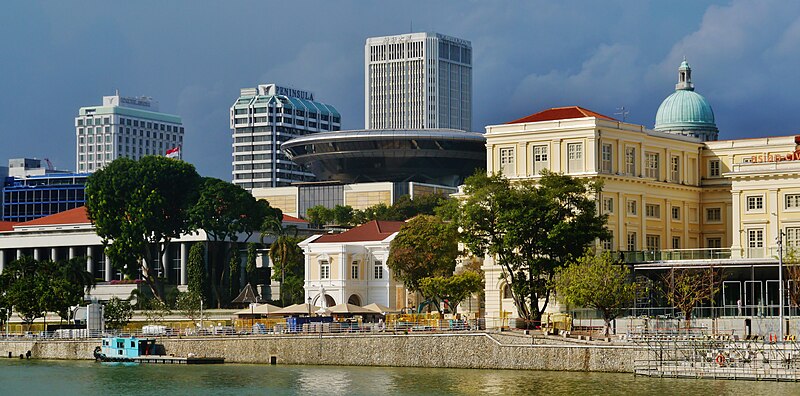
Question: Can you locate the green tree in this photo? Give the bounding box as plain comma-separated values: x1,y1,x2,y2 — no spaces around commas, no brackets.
0,257,46,330
144,298,171,324
306,205,333,228
187,243,209,303
229,243,242,300
245,243,258,286
104,297,134,330
188,177,269,307
332,205,355,226
454,171,610,327
556,251,636,336
352,203,399,224
269,236,304,305
388,215,459,292
418,270,483,314
176,291,203,326
86,156,201,301
663,268,722,327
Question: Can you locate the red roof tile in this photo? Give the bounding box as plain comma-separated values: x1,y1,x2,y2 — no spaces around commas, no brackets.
0,221,18,232
312,220,405,243
16,206,91,227
506,106,616,124
282,214,309,223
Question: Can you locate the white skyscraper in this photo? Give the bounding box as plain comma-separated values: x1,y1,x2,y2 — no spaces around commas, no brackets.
75,93,184,173
230,84,341,189
365,32,472,131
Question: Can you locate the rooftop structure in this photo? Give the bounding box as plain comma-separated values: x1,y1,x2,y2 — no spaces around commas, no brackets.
654,60,718,141
281,128,485,186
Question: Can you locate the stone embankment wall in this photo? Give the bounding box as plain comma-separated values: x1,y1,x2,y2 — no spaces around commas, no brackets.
0,333,648,373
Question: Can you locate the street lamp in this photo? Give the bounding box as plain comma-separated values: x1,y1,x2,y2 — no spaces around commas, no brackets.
307,296,312,317
777,231,786,341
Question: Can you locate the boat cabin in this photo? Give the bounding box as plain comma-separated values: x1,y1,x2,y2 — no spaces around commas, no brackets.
101,337,157,359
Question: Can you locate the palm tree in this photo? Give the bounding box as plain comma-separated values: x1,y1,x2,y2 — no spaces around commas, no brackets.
261,216,299,306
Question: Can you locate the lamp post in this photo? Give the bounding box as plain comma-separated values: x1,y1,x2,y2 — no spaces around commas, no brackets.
777,231,786,341
307,296,312,317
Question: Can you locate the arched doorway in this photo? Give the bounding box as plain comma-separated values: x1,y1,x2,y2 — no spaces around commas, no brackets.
347,294,362,306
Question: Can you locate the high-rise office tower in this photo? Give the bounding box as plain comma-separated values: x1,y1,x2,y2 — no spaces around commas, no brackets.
75,93,184,173
365,32,472,131
230,84,341,189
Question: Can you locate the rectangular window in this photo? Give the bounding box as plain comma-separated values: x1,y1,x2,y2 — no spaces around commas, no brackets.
627,232,637,251
532,145,548,175
787,228,800,248
499,147,515,176
645,204,660,218
786,194,800,209
625,147,636,175
373,261,384,280
602,237,614,251
603,197,614,214
601,143,613,173
709,159,721,177
320,260,330,280
747,229,764,258
567,143,583,173
646,235,660,251
670,155,680,182
706,207,722,222
351,261,359,280
672,236,681,250
645,152,659,179
627,199,637,216
746,196,763,211
671,206,681,221
706,237,722,249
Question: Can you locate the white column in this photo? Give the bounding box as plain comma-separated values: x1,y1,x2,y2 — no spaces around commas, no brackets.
104,249,112,282
16,249,22,260
0,250,5,273
33,248,40,261
161,243,169,279
51,248,58,262
69,247,76,260
732,190,742,258
180,243,188,285
86,246,94,274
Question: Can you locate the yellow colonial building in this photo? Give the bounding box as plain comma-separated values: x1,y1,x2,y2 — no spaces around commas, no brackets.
482,61,800,328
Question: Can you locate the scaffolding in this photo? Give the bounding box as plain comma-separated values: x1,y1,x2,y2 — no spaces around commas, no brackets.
632,329,800,381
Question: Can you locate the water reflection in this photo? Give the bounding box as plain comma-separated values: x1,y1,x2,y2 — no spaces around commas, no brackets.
0,359,798,396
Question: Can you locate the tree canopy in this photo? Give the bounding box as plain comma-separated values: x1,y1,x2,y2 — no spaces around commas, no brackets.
418,270,483,314
86,156,201,301
387,215,459,292
556,251,636,335
453,171,610,327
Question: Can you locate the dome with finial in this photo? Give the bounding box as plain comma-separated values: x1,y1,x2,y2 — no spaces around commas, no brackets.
654,59,718,141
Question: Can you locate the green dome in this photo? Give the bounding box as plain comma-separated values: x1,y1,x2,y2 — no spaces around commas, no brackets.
654,60,718,141
654,89,716,130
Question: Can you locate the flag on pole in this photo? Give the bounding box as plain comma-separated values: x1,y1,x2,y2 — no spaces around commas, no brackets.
166,145,181,159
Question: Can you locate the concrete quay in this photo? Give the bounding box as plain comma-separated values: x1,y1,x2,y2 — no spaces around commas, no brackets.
0,332,647,373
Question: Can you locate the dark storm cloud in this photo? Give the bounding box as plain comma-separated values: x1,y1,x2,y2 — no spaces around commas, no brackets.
0,0,796,179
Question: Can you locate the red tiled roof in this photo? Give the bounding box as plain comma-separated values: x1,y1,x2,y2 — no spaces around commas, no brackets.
16,206,91,227
506,106,616,124
0,221,18,232
312,220,405,243
282,214,308,223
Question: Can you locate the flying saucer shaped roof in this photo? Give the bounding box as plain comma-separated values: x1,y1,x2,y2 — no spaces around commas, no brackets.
282,129,486,186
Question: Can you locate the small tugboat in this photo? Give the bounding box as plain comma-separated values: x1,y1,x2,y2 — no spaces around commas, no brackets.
94,336,224,365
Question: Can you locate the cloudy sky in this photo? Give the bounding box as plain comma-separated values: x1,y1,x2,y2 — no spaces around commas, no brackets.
3,0,799,179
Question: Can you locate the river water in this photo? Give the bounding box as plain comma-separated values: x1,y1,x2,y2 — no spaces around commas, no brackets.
0,359,794,395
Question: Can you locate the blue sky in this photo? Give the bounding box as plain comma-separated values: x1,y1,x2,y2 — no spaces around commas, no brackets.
2,0,799,179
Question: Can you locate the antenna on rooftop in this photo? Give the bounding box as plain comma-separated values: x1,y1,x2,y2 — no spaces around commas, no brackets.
614,106,629,122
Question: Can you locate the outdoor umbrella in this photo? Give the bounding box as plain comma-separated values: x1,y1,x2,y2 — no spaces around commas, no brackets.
275,303,322,316
362,303,400,314
233,303,283,317
328,303,377,315
231,283,263,305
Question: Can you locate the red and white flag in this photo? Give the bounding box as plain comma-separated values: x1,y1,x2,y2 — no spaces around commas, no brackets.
166,145,181,159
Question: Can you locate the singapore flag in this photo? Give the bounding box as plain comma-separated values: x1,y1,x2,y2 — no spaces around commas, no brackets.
166,145,181,159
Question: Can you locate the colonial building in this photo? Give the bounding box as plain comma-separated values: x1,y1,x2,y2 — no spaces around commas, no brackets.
299,220,406,309
481,61,800,328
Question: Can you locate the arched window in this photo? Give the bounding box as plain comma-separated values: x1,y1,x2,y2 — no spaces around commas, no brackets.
502,284,513,299
347,294,362,306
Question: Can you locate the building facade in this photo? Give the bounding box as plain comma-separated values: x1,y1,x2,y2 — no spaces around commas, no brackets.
75,93,184,173
3,173,88,222
252,181,457,218
230,84,341,189
299,220,406,309
365,32,472,131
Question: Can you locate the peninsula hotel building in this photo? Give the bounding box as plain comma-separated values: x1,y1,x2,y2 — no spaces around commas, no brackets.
483,61,800,327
